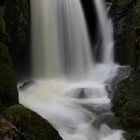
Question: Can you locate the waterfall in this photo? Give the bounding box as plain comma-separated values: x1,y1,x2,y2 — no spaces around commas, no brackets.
94,0,114,64
19,0,125,140
31,0,93,80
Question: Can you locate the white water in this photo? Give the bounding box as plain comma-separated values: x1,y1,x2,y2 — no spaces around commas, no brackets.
94,0,114,63
19,0,124,140
31,0,93,79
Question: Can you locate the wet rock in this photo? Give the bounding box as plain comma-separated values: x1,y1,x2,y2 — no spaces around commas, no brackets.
66,85,108,99
80,103,111,115
92,112,121,129
66,88,87,99
19,80,35,91
105,65,131,88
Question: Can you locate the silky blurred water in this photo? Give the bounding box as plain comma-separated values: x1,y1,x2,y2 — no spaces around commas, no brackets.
19,0,124,140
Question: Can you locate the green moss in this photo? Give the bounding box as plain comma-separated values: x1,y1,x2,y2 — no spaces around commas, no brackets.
112,72,140,129
5,104,62,140
0,43,18,108
5,104,31,129
0,16,6,34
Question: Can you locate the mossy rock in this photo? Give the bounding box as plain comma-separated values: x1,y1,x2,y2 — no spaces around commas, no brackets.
111,0,140,138
112,72,140,128
5,104,62,140
0,43,18,109
111,0,140,66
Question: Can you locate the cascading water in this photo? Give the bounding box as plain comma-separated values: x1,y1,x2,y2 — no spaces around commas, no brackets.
19,0,125,140
94,0,114,64
31,0,93,79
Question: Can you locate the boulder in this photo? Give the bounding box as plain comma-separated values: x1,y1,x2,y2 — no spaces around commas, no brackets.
92,112,121,129
4,104,62,140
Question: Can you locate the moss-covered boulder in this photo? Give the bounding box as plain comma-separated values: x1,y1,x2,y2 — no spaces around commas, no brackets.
5,104,62,140
0,43,18,111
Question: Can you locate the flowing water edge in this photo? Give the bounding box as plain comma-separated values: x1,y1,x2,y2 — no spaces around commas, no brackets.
19,0,127,140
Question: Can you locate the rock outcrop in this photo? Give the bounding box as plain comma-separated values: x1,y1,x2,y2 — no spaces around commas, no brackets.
111,0,140,139
4,104,62,140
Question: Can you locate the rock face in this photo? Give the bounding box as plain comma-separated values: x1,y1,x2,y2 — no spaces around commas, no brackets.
3,0,31,80
0,43,18,111
0,2,19,111
111,0,140,139
111,0,140,67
